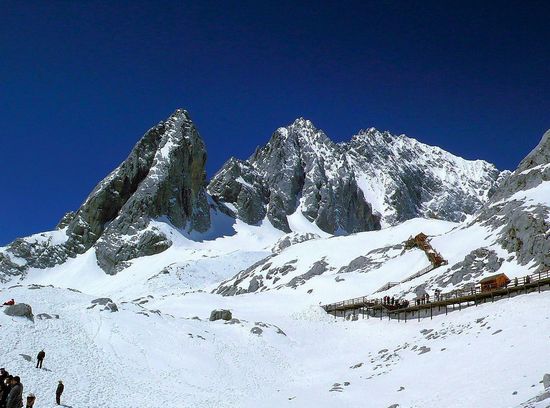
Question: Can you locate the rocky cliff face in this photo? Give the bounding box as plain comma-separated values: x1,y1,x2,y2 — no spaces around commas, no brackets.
0,109,212,278
209,120,505,232
473,129,550,272
0,111,513,282
346,128,507,225
209,118,381,234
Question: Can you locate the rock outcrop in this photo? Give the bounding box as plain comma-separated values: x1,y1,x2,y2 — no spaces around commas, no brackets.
473,129,550,273
346,128,507,225
209,309,232,321
0,109,213,277
4,303,34,321
209,119,505,232
209,118,381,234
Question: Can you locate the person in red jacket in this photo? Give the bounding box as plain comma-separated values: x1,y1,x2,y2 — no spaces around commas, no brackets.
2,299,15,306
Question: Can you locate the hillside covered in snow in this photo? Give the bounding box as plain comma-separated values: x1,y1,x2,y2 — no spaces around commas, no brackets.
0,111,549,408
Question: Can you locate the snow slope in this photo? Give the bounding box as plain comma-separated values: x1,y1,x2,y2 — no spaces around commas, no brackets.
1,278,548,408
2,184,549,408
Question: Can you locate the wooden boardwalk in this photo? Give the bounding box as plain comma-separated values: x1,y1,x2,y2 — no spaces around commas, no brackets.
322,270,550,321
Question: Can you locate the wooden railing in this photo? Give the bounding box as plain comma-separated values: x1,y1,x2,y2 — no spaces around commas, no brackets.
436,270,550,302
322,269,550,313
374,281,400,293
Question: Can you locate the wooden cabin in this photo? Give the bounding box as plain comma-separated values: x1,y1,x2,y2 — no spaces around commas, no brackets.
479,273,511,292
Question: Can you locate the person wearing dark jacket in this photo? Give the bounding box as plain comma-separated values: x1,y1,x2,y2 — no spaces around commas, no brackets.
36,350,45,369
1,376,13,408
24,393,35,408
55,381,64,405
6,376,23,408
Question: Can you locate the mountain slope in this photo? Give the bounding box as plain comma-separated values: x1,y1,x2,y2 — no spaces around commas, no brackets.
215,129,549,300
209,120,505,234
0,109,215,277
346,128,508,225
209,118,381,234
0,113,548,408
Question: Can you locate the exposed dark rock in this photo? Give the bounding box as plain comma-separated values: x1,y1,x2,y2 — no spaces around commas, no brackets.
347,128,505,224
207,158,267,225
91,298,113,305
473,130,550,273
209,118,381,234
0,109,214,277
4,303,34,321
90,297,118,312
209,309,232,321
435,248,503,288
56,212,76,229
288,259,330,288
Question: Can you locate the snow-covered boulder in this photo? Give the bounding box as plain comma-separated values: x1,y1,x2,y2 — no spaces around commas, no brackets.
271,232,320,253
4,303,34,321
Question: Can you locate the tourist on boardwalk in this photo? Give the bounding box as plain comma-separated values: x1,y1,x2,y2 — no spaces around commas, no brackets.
36,350,45,369
391,297,395,305
55,380,64,405
514,277,518,286
426,293,430,303
525,275,530,284
6,376,23,408
25,393,35,408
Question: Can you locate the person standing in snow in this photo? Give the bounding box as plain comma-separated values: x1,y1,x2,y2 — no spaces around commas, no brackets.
25,393,35,408
36,350,45,369
6,376,23,408
1,376,13,408
55,381,64,405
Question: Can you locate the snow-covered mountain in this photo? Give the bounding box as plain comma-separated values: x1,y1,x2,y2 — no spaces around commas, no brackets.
215,129,550,299
0,111,548,408
208,118,381,234
346,127,508,225
209,119,506,234
1,111,504,279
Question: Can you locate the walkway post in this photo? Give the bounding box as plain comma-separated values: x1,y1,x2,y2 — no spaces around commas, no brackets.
430,306,433,320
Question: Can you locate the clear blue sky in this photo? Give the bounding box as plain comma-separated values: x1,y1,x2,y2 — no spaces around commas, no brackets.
1,1,549,245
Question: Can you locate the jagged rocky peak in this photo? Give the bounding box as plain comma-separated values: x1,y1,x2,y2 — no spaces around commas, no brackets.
210,121,504,232
209,118,381,234
0,109,212,278
346,127,505,224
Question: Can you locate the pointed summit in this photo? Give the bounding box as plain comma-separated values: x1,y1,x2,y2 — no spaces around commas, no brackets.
1,109,212,277
210,119,380,233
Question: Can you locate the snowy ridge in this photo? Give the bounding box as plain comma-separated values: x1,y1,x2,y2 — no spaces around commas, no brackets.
209,119,506,235
346,127,507,225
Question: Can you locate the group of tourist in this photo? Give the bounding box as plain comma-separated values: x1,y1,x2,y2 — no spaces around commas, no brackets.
0,351,65,408
381,296,410,308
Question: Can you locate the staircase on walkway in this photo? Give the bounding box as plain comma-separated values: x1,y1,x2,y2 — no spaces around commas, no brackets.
375,232,448,293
